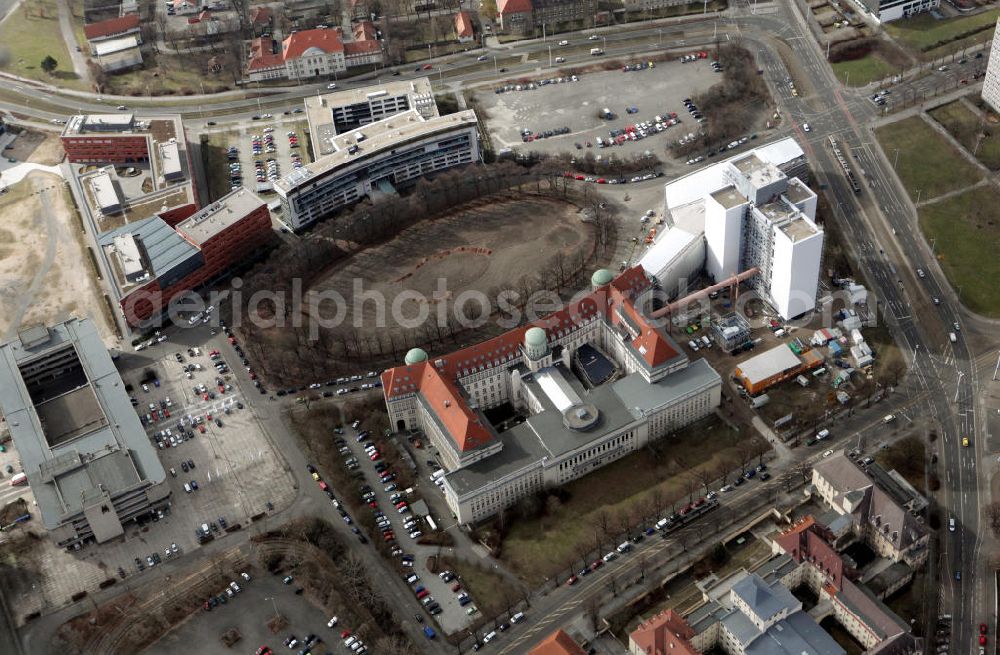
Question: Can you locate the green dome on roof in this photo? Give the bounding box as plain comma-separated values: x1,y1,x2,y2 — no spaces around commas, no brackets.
591,268,614,287
404,348,428,365
524,327,547,348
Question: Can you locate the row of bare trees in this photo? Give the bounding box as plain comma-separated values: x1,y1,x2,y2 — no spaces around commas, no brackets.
229,161,619,386
671,43,773,157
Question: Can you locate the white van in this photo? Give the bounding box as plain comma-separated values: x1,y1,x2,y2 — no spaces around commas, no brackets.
883,414,895,424
617,542,633,554
484,631,498,643
816,429,830,440
511,612,526,624
184,483,192,493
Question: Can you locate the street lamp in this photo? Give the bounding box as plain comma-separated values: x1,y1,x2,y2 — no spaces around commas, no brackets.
548,45,552,68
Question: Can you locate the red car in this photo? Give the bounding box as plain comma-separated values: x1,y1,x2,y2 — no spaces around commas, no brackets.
591,560,603,571
566,575,578,586
980,635,988,646
340,630,351,639
163,409,170,418
255,648,272,655
422,64,433,70
416,589,429,599
228,336,236,345
198,425,206,434
451,583,462,592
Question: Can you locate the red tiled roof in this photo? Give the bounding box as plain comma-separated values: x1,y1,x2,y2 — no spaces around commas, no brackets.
353,20,377,41
455,10,474,38
498,0,533,14
527,630,587,655
282,28,344,60
84,14,140,40
247,37,283,71
629,609,699,655
344,40,382,55
382,266,671,452
250,6,271,24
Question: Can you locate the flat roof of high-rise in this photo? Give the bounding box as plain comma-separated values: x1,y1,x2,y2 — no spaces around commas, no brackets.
176,187,265,244
0,319,165,528
305,77,438,151
276,109,478,193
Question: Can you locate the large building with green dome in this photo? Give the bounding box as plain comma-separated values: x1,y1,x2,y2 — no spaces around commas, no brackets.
381,266,722,524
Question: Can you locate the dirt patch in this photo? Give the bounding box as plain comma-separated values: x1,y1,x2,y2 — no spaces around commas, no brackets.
0,172,113,339
5,130,61,164
305,196,595,329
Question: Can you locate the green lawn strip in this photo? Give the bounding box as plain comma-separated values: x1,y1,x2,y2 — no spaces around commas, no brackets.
886,9,1000,54
832,54,895,87
875,116,982,200
930,100,1000,171
0,0,85,90
918,185,1000,317
499,419,749,584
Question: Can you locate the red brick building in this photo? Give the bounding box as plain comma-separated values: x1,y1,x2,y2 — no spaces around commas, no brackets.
61,114,174,164
102,189,274,327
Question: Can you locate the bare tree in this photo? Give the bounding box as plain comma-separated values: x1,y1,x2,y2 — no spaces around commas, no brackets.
583,594,602,632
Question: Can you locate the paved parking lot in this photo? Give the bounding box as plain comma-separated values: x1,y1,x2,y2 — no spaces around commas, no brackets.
122,323,296,549
1,322,297,622
475,58,722,158
147,567,333,655
209,116,312,196
331,423,478,636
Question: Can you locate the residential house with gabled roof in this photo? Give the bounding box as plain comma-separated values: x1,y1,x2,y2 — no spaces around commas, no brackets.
811,452,929,567
455,10,475,42
498,0,534,33
382,266,722,523
84,14,141,50
246,27,383,82
528,629,588,655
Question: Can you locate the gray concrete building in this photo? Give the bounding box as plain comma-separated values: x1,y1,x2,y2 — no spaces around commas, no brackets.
0,319,169,548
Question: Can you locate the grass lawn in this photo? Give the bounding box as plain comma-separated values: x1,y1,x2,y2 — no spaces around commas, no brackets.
875,116,982,200
886,9,1000,57
200,132,236,202
104,50,234,96
832,53,896,87
929,100,1000,170
439,556,521,620
0,0,85,90
499,418,757,584
919,185,1000,317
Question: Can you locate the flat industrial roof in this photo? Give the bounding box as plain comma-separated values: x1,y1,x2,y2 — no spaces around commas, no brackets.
277,109,478,193
305,77,437,152
735,344,803,384
99,216,201,289
158,140,182,177
90,169,120,210
612,359,720,416
93,34,140,56
710,186,746,210
176,187,265,244
639,225,698,277
663,137,805,212
0,319,165,527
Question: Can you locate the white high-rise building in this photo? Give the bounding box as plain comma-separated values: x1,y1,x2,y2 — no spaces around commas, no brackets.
652,139,824,320
982,20,1000,113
